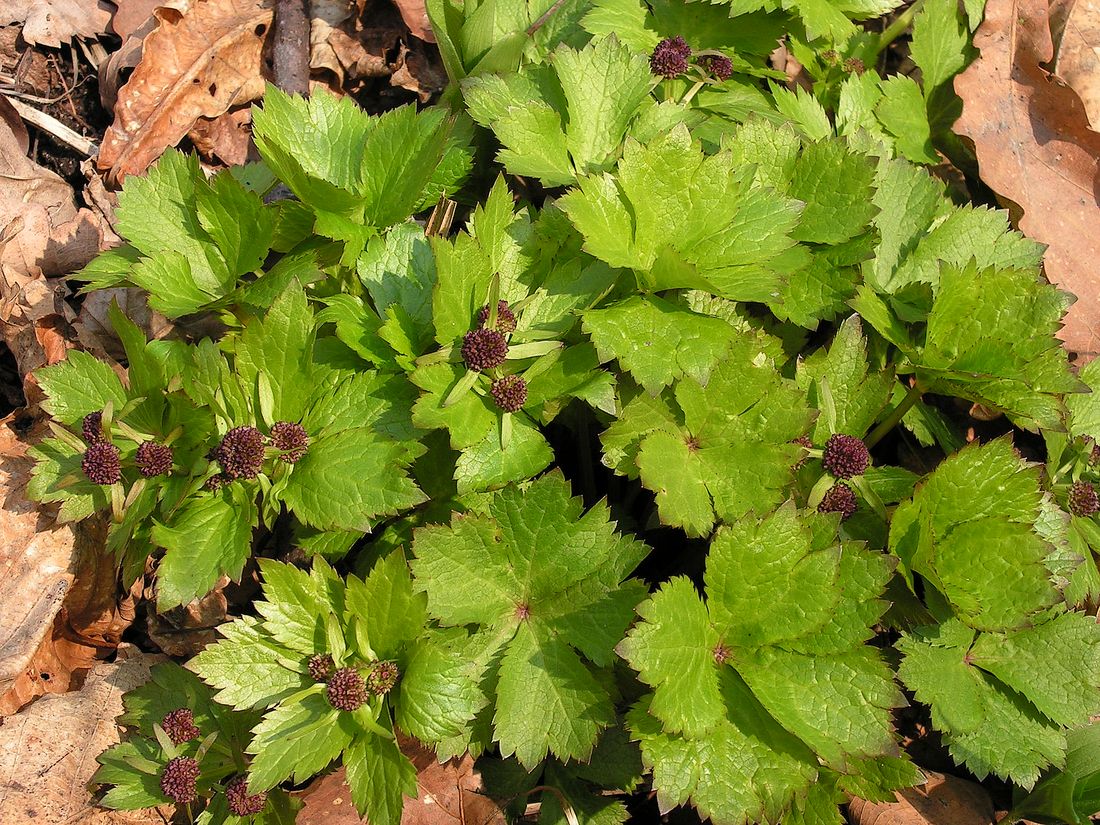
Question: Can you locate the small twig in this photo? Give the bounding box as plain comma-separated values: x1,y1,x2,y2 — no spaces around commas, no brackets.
272,0,310,96
1,83,91,106
46,54,79,120
4,96,98,157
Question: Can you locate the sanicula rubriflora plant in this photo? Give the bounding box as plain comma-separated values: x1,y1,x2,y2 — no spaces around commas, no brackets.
26,0,1100,822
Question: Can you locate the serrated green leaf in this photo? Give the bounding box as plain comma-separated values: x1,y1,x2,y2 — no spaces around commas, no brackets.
247,691,356,791
898,621,1068,787
345,551,427,660
152,485,257,610
583,296,738,394
281,427,426,532
910,0,969,92
190,615,310,711
344,733,418,825
36,350,128,426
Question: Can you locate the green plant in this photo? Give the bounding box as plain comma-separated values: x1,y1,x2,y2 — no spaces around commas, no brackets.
29,3,1100,823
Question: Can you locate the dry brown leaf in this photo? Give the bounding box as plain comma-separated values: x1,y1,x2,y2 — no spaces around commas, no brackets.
390,41,447,101
0,412,80,705
0,644,171,824
97,0,273,184
297,736,507,825
1050,0,1100,131
1,0,113,47
0,114,108,280
75,287,171,364
849,771,994,825
111,0,191,40
954,0,1100,358
188,107,254,165
145,579,228,657
0,406,133,717
392,0,435,42
0,97,29,155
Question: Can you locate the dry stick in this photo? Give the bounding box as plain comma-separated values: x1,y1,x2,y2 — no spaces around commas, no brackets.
4,96,98,157
272,0,311,96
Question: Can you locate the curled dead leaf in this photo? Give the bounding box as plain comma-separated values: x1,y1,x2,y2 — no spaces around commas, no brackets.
954,0,1100,358
98,0,273,183
1049,0,1100,132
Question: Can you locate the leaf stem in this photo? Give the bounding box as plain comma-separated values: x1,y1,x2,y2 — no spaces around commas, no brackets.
874,0,926,59
680,79,706,105
865,382,924,449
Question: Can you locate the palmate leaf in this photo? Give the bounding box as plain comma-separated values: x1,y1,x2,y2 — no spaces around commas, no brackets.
601,330,812,536
410,472,649,767
618,505,904,824
464,36,651,186
252,85,471,222
559,125,803,302
891,439,1100,786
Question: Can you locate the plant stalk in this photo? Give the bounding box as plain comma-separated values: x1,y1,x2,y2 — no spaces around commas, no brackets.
874,0,926,58
865,382,924,449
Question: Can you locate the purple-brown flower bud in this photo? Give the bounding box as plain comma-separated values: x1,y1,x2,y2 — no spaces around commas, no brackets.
822,433,870,479
82,441,121,485
136,442,173,478
160,756,200,805
490,375,527,413
214,426,265,480
650,36,691,77
461,329,508,372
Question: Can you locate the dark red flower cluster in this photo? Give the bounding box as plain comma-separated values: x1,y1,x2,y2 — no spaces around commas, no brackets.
82,441,121,485
214,426,265,479
822,434,870,479
161,708,200,745
490,375,527,412
478,300,517,335
1069,480,1100,517
160,756,200,805
650,36,691,77
461,329,508,372
818,483,858,520
326,667,367,711
225,775,267,816
270,421,309,464
136,442,173,477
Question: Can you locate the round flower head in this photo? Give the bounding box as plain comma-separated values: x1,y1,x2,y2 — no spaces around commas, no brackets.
478,300,517,335
270,421,309,464
822,433,870,479
307,653,334,682
843,56,865,75
136,442,173,478
160,756,200,805
818,483,858,520
204,473,229,492
1069,481,1100,517
81,410,105,444
225,775,267,816
699,53,733,81
490,375,527,413
366,661,400,696
326,667,367,711
82,441,121,485
214,426,265,480
650,36,691,77
461,328,508,372
161,708,200,745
